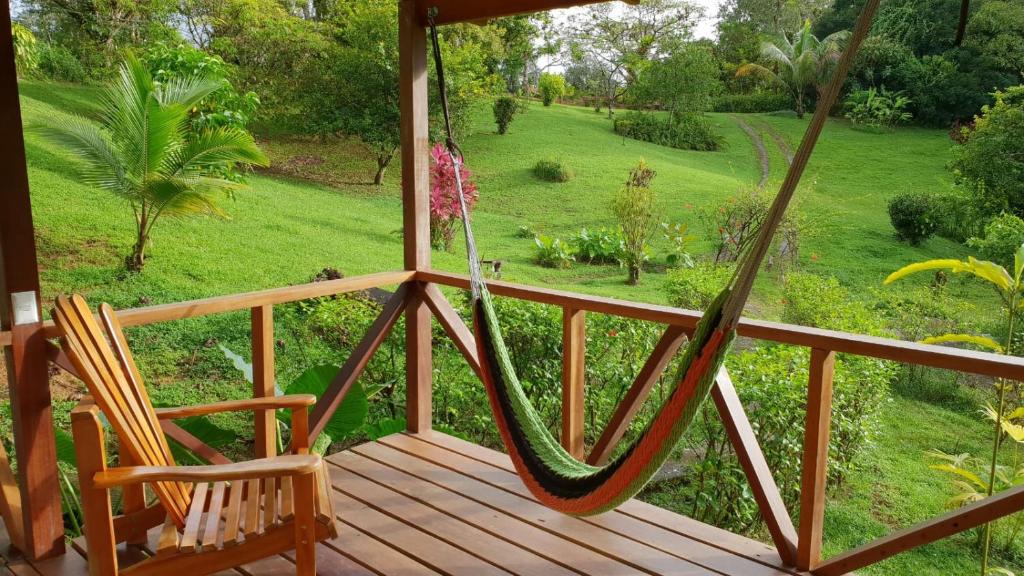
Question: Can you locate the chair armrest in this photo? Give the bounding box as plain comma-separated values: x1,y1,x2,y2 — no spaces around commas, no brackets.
93,454,322,488
153,394,316,419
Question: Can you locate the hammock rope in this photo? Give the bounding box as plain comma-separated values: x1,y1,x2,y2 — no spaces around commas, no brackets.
425,0,880,516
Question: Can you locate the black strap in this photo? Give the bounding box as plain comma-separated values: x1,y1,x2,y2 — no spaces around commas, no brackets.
427,8,461,158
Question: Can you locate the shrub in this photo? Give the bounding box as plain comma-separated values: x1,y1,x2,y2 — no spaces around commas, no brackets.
711,92,793,113
843,87,913,130
569,227,625,265
430,143,479,251
967,212,1024,270
532,159,572,183
664,262,734,309
538,73,567,106
614,111,723,151
929,187,986,242
612,161,660,284
888,191,938,245
492,96,521,135
533,235,574,268
35,43,88,83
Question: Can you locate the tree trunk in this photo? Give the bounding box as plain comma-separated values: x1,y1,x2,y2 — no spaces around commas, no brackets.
128,217,148,272
795,93,805,119
374,151,395,189
627,265,640,285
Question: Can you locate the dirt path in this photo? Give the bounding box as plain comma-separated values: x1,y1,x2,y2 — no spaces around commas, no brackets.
731,115,770,188
754,119,795,166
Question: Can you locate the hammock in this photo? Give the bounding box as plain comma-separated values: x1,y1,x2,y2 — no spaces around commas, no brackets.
425,0,880,516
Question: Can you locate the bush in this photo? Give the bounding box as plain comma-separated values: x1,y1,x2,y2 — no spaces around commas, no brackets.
967,212,1024,270
492,96,521,135
929,187,986,242
711,92,793,113
532,158,572,183
783,273,887,335
888,191,938,245
614,111,723,151
950,86,1024,219
538,73,567,106
35,43,88,83
533,235,574,268
843,87,913,130
664,262,734,309
569,227,625,265
700,186,809,266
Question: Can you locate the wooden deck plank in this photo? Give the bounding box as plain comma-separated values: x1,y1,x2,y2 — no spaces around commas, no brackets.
329,450,644,576
353,440,717,575
331,489,513,576
329,454,579,576
376,434,794,576
325,521,444,576
282,544,376,576
412,429,796,573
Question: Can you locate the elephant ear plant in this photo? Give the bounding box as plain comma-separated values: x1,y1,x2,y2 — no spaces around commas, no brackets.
37,55,268,271
885,247,1024,576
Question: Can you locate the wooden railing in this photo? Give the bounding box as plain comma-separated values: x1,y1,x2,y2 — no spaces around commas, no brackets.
4,269,1024,573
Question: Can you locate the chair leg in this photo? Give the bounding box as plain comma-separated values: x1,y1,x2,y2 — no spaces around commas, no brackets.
293,472,317,576
73,404,119,575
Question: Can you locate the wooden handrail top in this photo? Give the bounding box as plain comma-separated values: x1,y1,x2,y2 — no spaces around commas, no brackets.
0,270,414,344
418,270,1024,381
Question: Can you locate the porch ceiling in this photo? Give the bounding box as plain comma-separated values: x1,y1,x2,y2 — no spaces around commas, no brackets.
415,0,634,26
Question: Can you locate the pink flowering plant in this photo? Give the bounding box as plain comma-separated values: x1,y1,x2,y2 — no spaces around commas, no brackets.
430,142,479,251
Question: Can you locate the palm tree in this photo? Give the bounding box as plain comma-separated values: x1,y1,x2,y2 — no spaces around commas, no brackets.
736,21,850,118
38,56,268,271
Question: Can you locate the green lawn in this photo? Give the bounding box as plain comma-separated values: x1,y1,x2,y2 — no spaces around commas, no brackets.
12,80,1018,573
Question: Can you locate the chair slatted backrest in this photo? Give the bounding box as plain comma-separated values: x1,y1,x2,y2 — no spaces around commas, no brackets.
53,295,192,526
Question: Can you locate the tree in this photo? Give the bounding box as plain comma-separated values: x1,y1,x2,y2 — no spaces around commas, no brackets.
566,0,701,116
951,86,1024,219
11,22,38,77
736,20,849,118
631,44,721,116
38,56,268,270
964,0,1024,83
718,0,829,36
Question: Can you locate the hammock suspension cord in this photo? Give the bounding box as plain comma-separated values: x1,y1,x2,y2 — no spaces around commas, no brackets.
425,0,881,516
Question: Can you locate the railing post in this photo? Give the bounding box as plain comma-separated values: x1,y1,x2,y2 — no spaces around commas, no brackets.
251,305,276,458
562,307,586,459
798,347,836,570
400,0,432,432
0,4,64,558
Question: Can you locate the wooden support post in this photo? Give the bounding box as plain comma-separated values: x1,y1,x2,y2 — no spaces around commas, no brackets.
0,3,64,559
561,307,586,459
400,0,431,433
251,305,276,458
797,348,835,570
118,448,147,545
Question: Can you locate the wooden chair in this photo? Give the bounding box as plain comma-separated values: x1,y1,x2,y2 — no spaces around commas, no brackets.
53,294,338,575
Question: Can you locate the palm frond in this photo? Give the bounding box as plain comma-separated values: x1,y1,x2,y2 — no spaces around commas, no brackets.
145,177,231,220
32,118,132,198
164,126,269,177
157,74,225,109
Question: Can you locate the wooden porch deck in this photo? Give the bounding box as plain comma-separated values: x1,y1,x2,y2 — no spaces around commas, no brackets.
2,431,802,576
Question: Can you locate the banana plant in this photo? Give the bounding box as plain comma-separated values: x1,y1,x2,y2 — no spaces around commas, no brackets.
886,246,1024,575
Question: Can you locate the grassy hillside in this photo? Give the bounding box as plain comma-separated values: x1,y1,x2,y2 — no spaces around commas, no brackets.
13,80,1017,574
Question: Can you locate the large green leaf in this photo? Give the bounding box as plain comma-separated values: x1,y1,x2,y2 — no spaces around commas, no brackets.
54,428,77,467
885,257,1013,292
920,333,1004,353
282,365,368,442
